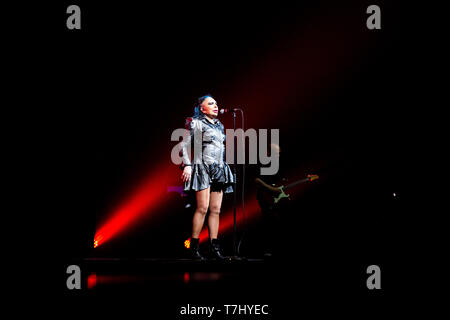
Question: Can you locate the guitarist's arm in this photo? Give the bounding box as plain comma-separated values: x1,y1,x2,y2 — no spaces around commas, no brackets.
255,178,282,194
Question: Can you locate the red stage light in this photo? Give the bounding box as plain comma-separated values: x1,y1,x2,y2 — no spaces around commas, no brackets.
184,272,190,284
94,166,173,248
87,273,97,289
184,238,191,249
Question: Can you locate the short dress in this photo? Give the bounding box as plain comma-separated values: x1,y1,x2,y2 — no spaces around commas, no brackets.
180,113,234,193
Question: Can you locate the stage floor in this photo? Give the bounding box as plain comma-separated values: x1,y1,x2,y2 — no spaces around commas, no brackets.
81,257,270,290
59,256,392,318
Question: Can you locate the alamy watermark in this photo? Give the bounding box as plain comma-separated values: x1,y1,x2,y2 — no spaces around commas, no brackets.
65,4,381,31
171,128,280,175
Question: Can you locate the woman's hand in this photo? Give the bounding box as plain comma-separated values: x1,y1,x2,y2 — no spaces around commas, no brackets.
182,166,192,182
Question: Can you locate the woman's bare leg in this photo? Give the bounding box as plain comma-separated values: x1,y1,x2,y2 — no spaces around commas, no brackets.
208,190,223,239
192,188,210,238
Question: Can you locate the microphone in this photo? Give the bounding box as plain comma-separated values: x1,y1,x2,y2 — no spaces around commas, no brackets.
219,108,238,114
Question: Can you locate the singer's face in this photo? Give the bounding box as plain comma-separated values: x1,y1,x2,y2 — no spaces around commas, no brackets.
200,97,219,118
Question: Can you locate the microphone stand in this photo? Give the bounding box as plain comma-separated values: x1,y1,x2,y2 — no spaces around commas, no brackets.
230,109,244,261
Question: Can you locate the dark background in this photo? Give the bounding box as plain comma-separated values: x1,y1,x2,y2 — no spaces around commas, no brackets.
8,0,432,317
53,1,409,256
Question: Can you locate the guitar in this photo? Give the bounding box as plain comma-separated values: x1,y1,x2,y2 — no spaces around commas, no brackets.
257,174,319,209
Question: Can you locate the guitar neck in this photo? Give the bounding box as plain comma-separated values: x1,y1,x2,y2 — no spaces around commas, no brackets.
284,178,310,190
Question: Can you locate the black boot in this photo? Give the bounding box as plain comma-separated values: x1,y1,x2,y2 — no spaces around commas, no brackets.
190,238,205,260
209,238,226,260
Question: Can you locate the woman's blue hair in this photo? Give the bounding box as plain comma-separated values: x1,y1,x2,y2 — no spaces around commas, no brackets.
194,94,213,117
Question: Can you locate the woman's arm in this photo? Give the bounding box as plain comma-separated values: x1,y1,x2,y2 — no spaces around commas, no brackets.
180,117,201,167
180,117,202,182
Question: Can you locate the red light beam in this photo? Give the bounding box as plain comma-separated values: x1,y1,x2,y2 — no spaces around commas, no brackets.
94,166,172,248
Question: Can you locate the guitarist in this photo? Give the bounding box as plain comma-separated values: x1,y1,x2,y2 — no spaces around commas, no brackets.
255,143,284,259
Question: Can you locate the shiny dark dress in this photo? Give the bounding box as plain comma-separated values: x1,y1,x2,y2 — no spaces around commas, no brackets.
181,113,234,193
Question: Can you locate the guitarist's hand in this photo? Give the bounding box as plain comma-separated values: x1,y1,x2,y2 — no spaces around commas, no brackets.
255,178,282,195
270,186,283,194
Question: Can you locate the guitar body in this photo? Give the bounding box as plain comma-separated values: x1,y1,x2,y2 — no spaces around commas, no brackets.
273,187,290,204
257,183,290,210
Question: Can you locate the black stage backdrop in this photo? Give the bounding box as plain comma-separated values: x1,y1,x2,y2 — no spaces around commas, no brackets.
8,0,437,318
